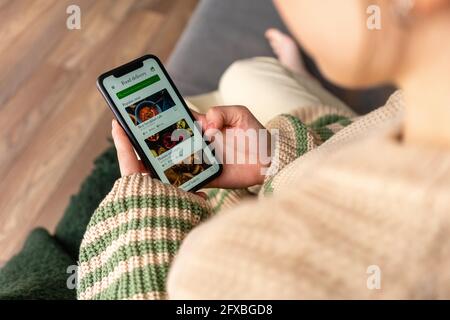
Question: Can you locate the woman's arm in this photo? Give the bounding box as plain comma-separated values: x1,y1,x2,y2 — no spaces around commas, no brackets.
77,174,210,300
262,104,355,194
77,105,355,299
77,121,211,300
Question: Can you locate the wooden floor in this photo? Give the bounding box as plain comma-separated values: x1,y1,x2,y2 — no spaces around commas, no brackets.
0,0,198,264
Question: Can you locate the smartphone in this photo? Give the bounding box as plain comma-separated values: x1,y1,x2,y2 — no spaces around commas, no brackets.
97,54,222,192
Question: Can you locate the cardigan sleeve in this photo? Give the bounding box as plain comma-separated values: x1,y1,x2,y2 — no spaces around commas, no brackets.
76,173,211,300
261,105,355,193
76,105,356,300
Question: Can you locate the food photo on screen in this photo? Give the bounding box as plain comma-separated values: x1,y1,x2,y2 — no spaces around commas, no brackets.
125,89,176,126
164,151,212,187
145,119,193,158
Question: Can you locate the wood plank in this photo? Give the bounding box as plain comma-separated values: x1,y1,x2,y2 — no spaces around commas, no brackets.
33,111,113,232
0,64,79,178
0,0,137,188
48,0,137,71
35,2,197,236
0,11,165,261
0,0,57,55
131,0,176,14
0,0,198,265
0,0,93,106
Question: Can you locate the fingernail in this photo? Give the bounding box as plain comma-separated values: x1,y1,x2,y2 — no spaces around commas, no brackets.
112,119,116,128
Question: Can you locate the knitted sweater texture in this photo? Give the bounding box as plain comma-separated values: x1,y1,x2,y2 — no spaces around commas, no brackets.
77,92,450,300
77,101,354,299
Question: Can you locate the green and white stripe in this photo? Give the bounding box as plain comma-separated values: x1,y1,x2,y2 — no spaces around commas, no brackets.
77,174,210,300
77,106,354,300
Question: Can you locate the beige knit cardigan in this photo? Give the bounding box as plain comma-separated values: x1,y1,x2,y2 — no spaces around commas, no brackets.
78,91,450,299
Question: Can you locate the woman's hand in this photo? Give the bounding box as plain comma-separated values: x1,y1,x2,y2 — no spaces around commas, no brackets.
192,106,271,189
112,119,209,199
112,104,271,191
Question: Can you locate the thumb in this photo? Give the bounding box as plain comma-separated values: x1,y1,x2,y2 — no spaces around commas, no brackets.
205,106,245,130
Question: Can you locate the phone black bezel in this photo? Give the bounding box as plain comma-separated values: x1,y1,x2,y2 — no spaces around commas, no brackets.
96,54,222,192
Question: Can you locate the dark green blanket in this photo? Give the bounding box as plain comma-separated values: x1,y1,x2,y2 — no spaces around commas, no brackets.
0,146,120,300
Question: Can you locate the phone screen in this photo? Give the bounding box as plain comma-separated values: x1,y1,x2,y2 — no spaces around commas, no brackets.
101,56,221,191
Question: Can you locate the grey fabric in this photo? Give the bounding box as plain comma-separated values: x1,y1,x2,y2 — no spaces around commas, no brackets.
168,0,287,96
167,0,396,114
